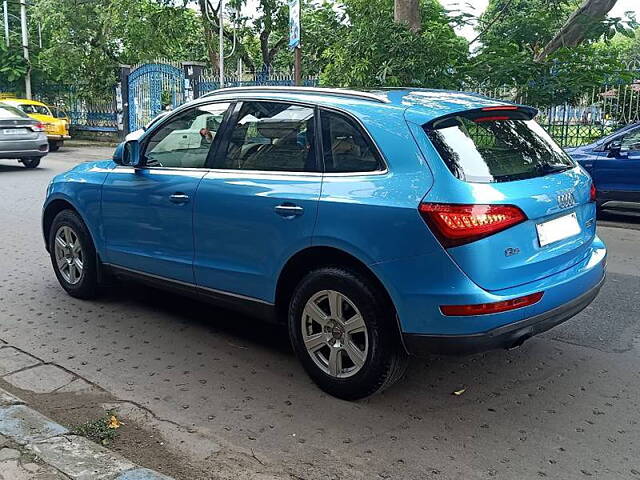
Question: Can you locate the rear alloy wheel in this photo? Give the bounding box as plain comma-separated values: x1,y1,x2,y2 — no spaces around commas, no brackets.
289,267,408,400
20,157,40,168
302,290,369,378
49,210,98,299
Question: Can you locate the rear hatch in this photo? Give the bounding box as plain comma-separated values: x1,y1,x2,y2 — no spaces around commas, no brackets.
0,104,39,142
419,107,595,292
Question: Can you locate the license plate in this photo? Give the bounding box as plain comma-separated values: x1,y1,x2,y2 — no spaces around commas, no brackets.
2,128,24,135
536,212,581,247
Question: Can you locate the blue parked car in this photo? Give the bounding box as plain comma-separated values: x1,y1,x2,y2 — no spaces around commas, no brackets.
42,87,606,399
566,122,640,214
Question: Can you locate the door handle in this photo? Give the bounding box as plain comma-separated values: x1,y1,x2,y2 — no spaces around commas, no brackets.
274,203,304,218
169,193,190,204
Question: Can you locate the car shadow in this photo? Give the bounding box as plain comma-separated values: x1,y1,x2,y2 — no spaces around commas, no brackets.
0,163,53,173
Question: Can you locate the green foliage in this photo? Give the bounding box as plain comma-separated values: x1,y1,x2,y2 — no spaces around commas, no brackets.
32,0,206,98
468,0,638,107
0,43,28,85
73,410,121,446
321,0,468,88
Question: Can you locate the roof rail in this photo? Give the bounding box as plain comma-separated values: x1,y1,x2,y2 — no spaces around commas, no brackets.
199,86,390,104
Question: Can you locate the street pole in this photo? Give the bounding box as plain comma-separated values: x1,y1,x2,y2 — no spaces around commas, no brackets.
218,0,224,89
19,0,31,99
294,47,301,86
3,1,8,46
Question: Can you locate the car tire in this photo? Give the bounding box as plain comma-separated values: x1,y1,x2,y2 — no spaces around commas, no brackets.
288,267,408,400
48,141,62,152
20,157,40,169
48,209,99,299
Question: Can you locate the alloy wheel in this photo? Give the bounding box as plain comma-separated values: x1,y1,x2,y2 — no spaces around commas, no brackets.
301,289,369,378
53,225,84,285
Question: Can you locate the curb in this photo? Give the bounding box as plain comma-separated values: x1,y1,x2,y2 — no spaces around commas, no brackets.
0,387,174,480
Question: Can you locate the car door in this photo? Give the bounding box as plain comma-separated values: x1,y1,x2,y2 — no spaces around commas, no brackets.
101,102,232,283
193,100,322,302
594,124,640,204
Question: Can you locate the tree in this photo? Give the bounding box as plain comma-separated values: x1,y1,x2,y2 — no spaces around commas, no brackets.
31,0,206,97
322,0,468,88
469,0,635,106
0,43,28,91
536,0,618,61
394,0,420,32
197,0,292,71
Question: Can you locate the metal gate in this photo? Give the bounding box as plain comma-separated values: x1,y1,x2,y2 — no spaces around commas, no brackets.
127,63,185,132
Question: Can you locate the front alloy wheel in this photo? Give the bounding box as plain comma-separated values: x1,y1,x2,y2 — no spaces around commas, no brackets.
53,225,84,285
49,209,99,299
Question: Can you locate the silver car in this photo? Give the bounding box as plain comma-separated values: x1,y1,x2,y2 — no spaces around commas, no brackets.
0,104,49,168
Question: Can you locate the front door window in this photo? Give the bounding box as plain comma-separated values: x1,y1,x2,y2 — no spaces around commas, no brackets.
143,103,231,168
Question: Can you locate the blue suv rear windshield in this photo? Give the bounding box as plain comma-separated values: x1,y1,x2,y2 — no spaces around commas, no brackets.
425,116,575,183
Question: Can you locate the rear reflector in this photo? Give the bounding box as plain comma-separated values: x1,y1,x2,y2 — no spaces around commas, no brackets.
590,183,597,202
440,292,543,316
419,203,527,248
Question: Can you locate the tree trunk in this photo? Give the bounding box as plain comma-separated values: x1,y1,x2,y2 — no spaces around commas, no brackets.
535,0,618,62
394,0,421,33
198,0,255,71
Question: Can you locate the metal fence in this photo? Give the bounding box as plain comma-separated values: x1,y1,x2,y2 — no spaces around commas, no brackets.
468,79,640,147
197,70,319,95
33,86,118,132
27,60,640,144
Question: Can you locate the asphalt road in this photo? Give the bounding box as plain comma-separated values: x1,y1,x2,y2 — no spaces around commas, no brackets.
1,148,639,480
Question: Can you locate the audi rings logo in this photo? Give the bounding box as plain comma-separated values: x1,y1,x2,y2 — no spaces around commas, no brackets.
557,192,577,209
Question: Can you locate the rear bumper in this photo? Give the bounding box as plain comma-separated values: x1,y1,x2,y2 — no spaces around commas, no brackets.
403,274,604,356
46,134,71,141
0,137,49,158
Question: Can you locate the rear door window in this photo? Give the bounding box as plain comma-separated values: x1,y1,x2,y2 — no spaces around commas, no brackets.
425,116,575,183
216,101,316,172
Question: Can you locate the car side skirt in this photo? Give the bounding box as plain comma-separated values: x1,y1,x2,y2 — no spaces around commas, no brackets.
104,264,277,322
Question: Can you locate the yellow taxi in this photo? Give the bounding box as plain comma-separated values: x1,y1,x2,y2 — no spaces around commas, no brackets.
0,97,70,151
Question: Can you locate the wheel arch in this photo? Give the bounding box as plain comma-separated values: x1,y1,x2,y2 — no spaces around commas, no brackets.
274,246,405,347
42,198,93,252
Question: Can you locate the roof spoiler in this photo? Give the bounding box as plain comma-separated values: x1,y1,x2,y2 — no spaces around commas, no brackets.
425,105,538,130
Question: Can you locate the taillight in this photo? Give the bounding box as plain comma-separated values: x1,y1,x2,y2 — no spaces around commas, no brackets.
419,203,527,248
481,105,519,111
474,115,511,123
30,122,45,132
440,292,543,316
590,183,597,202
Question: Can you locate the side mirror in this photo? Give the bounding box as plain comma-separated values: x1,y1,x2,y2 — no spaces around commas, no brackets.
112,143,125,165
607,140,623,158
113,140,142,166
123,140,142,167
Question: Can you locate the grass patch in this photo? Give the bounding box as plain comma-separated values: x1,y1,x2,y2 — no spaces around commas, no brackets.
72,409,122,446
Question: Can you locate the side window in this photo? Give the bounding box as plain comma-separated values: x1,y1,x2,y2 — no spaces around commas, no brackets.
620,127,640,152
217,101,316,172
143,102,231,168
320,110,383,173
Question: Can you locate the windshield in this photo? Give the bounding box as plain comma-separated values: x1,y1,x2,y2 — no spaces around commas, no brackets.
0,105,30,120
425,116,575,183
19,104,52,116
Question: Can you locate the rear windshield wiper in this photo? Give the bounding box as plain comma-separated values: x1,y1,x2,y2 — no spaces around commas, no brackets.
538,163,571,175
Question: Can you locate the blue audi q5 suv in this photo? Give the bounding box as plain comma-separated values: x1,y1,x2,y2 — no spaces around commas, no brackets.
43,87,606,399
